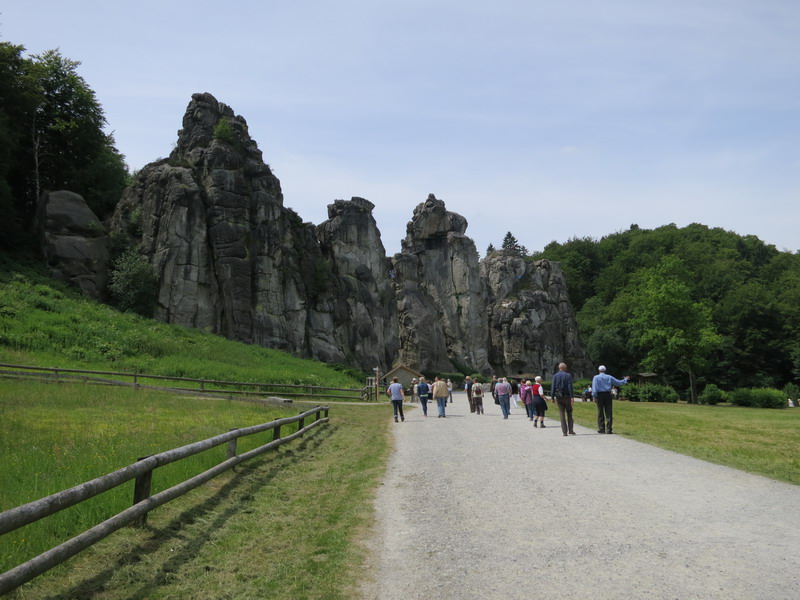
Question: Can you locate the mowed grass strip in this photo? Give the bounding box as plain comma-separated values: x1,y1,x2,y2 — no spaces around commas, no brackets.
571,401,800,484
2,382,391,600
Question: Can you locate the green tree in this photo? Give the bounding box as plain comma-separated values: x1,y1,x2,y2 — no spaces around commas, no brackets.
628,256,721,403
0,44,128,247
28,49,128,219
501,231,528,256
0,42,40,246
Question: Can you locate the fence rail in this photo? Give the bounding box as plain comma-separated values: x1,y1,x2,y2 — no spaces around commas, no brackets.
0,405,330,595
0,362,369,401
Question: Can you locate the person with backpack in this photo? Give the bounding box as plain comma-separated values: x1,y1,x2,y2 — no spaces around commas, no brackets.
551,363,575,436
472,379,485,414
417,377,430,417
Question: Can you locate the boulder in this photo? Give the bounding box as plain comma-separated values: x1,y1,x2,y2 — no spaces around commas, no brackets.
37,190,109,299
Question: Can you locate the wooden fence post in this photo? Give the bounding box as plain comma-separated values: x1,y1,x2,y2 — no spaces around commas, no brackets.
272,424,281,442
297,412,305,431
324,407,329,419
227,430,238,471
132,457,153,528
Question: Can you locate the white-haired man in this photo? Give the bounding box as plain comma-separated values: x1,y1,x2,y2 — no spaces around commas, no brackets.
591,365,629,434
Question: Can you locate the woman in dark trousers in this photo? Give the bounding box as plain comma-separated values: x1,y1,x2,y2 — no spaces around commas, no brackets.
417,377,430,417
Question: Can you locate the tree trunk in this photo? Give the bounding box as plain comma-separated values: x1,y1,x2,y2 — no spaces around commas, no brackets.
688,365,697,404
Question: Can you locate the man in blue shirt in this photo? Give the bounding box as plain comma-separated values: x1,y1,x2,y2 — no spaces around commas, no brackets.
386,377,405,423
591,365,629,434
551,362,576,436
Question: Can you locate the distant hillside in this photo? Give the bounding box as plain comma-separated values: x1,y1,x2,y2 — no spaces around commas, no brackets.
0,252,363,387
533,223,800,391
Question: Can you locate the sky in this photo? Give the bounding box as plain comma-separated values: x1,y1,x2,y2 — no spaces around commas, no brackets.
3,0,799,256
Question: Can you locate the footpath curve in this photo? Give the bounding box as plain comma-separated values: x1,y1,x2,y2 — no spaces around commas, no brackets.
361,393,799,599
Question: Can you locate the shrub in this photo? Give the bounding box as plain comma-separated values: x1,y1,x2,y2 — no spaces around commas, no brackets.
213,117,235,145
621,383,678,403
699,383,727,406
731,387,786,409
108,249,158,317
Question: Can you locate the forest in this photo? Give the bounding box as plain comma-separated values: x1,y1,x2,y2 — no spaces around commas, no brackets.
0,42,129,249
531,223,800,398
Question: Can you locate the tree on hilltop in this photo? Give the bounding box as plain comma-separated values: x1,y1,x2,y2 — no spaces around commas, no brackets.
501,231,528,257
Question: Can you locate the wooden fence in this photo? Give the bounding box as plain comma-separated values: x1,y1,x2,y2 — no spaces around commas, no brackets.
0,405,330,595
0,362,370,401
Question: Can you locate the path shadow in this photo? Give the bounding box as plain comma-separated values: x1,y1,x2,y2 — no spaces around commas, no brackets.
42,425,336,600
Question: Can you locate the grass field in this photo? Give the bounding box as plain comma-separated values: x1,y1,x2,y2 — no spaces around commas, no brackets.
571,400,800,484
0,254,363,388
1,382,391,599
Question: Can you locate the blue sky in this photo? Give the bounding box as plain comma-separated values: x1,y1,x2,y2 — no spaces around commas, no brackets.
3,0,799,255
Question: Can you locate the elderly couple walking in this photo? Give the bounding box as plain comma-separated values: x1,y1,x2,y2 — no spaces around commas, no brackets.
552,363,630,436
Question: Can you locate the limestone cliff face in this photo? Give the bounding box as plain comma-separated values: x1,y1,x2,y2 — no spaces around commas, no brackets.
393,195,490,374
482,252,593,378
108,93,590,377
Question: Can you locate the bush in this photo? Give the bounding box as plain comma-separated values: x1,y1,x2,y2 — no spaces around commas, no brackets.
699,383,727,405
731,387,786,409
620,383,678,403
108,249,158,317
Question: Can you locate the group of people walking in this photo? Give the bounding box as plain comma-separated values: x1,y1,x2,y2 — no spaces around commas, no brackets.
388,364,630,435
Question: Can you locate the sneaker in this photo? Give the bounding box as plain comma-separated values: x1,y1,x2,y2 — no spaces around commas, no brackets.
540,423,545,428
533,421,538,428
569,431,576,435
597,430,605,434
394,417,398,422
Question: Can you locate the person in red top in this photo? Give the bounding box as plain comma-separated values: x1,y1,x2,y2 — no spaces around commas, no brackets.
532,376,548,428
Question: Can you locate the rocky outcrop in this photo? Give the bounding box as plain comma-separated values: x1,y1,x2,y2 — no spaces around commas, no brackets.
37,190,109,299
317,197,400,369
393,195,490,374
107,92,591,378
482,252,592,378
109,93,342,360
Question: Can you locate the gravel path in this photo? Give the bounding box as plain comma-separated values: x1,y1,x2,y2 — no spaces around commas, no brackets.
361,393,800,599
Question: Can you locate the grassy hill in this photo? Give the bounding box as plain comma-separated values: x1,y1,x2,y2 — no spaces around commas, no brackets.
0,252,362,387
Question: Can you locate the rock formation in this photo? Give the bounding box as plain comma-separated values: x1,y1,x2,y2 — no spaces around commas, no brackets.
482,252,593,378
107,92,592,378
392,195,490,374
37,190,109,300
